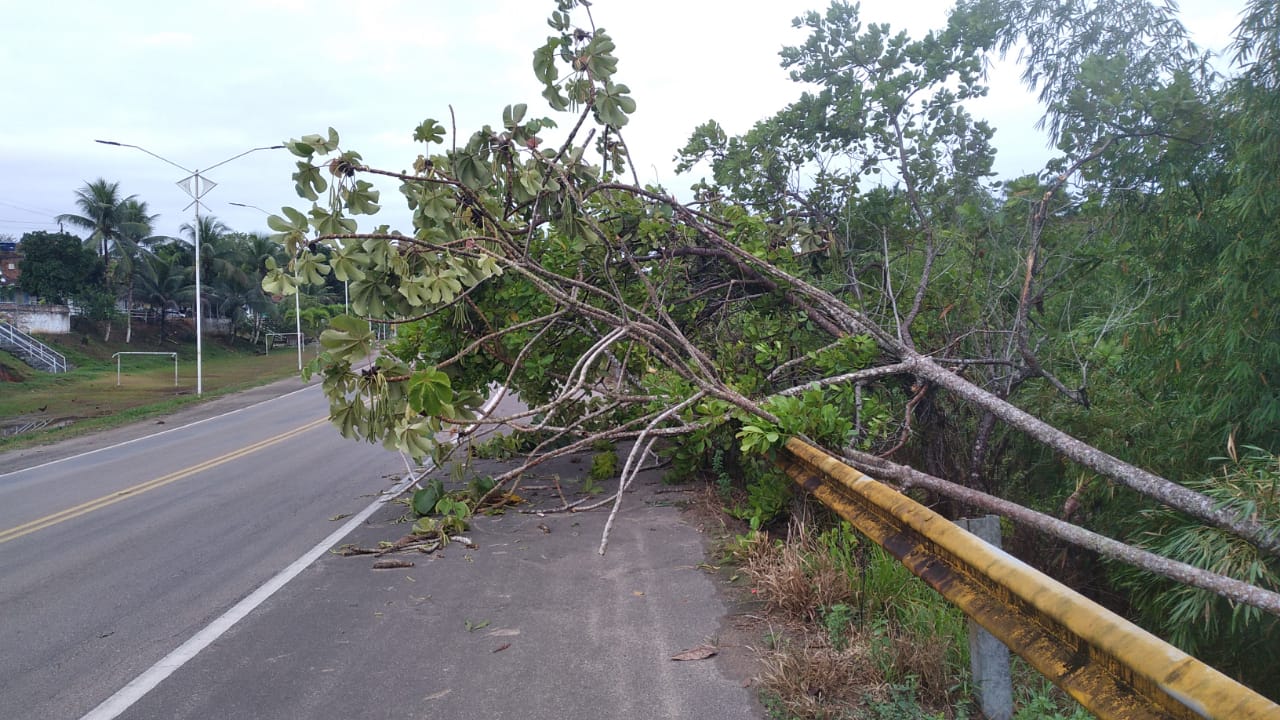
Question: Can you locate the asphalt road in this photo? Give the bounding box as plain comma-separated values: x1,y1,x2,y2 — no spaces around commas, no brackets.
0,380,408,718
0,378,762,719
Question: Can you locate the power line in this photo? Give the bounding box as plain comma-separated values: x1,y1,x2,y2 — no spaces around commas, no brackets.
0,200,60,216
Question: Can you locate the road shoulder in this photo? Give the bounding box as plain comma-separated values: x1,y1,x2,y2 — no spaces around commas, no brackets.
116,450,764,719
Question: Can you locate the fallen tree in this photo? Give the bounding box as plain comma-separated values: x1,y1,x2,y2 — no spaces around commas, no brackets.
263,0,1278,639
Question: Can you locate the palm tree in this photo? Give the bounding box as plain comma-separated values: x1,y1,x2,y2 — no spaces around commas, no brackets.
133,253,191,343
149,237,194,267
57,180,145,340
239,231,287,276
56,179,135,262
179,215,231,325
227,232,286,343
115,199,168,343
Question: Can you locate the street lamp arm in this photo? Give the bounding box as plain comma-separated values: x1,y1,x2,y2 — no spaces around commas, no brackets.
95,138,288,394
95,139,193,174
94,140,283,175
203,145,286,173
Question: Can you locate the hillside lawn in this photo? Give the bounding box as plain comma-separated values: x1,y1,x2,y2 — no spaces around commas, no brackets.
0,317,312,452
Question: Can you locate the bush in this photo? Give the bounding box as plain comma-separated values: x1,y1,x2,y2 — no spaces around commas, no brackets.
1112,447,1280,698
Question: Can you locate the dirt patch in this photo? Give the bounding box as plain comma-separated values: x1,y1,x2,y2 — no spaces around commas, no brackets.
0,414,79,437
0,360,26,382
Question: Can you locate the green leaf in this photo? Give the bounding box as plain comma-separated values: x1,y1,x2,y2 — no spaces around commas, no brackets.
398,276,433,307
329,246,369,283
348,277,388,318
547,10,570,32
293,161,328,201
577,32,619,80
268,206,309,234
318,314,374,363
268,206,311,255
330,399,365,439
594,83,636,128
412,479,445,516
542,85,570,112
285,140,314,158
534,39,561,86
392,417,437,459
454,151,493,190
414,119,446,144
299,129,339,154
295,252,329,285
422,190,456,222
309,207,357,236
344,179,381,215
260,266,289,296
407,367,453,416
503,103,528,129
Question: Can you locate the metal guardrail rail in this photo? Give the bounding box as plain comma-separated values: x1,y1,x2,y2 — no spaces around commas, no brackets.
0,321,67,373
777,437,1280,720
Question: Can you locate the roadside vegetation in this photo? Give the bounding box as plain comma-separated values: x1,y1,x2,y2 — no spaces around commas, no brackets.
1,174,356,451
724,510,1089,719
257,0,1280,709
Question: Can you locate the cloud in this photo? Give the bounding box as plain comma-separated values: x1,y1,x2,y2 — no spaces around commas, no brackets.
0,0,1248,242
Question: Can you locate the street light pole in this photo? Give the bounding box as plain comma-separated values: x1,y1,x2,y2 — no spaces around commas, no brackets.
96,140,283,395
231,201,302,372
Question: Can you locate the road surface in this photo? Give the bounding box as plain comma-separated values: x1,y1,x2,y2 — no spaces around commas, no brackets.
0,381,406,718
0,379,761,719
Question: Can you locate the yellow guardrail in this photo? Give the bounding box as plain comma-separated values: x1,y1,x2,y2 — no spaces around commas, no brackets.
777,437,1280,720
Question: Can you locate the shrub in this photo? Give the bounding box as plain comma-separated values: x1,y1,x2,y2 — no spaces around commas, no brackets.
1112,447,1279,697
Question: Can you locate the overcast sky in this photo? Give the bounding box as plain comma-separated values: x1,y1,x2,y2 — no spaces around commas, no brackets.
0,0,1245,243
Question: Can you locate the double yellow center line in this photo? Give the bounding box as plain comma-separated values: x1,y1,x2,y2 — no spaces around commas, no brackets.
0,417,328,546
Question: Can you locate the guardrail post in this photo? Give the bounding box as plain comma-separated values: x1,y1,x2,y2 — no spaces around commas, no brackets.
958,515,1013,720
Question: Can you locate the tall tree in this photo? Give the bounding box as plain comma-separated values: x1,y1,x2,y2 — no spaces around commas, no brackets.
262,0,1280,695
16,231,103,304
179,215,231,323
56,179,149,340
233,232,291,343
114,198,167,343
261,0,1280,554
133,252,191,343
56,179,135,262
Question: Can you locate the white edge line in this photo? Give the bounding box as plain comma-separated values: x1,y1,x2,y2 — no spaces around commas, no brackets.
79,462,429,720
453,384,506,439
0,384,316,480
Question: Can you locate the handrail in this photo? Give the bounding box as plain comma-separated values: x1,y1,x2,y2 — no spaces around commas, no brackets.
0,321,67,373
777,437,1280,720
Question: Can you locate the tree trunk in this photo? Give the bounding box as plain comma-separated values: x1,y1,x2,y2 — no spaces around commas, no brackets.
903,353,1280,558
841,447,1280,617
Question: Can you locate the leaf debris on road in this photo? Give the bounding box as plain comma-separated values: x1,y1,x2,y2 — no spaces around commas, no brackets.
670,644,718,661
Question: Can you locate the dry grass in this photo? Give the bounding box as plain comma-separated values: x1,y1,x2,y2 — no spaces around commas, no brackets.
754,620,960,719
732,512,969,719
743,515,858,623
758,634,886,719
879,623,954,709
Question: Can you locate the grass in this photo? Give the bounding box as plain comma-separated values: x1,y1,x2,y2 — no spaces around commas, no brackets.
0,318,311,453
722,504,1092,720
